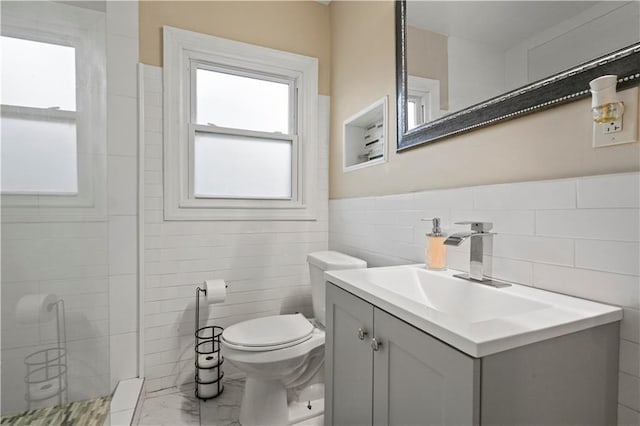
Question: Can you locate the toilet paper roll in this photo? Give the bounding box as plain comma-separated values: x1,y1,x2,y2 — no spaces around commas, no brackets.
198,353,219,368
16,294,58,325
203,279,226,304
197,353,221,383
197,382,219,399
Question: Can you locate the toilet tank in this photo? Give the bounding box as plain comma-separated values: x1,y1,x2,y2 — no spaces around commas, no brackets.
307,251,367,326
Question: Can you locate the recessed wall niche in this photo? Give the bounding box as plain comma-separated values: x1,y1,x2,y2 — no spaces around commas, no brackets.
343,96,387,172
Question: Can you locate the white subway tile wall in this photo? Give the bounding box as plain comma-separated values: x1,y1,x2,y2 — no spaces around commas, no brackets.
109,332,138,389
106,0,139,391
329,172,640,423
141,65,329,392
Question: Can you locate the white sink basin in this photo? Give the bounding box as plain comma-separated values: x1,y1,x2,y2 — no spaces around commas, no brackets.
361,267,550,323
325,265,622,357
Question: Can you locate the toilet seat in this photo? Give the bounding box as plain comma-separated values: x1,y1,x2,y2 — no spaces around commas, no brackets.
222,313,314,352
223,327,325,365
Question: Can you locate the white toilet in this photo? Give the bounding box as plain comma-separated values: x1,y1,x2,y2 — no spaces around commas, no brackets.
221,251,366,426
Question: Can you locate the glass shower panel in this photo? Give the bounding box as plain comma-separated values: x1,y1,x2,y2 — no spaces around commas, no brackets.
1,1,110,424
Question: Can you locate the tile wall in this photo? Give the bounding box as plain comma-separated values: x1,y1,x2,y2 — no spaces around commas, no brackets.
329,172,640,424
105,0,140,391
140,65,329,392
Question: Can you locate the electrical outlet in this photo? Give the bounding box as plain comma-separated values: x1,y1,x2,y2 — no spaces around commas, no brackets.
593,87,638,148
603,119,622,134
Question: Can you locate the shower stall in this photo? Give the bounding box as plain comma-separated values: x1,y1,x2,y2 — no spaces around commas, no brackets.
1,1,140,424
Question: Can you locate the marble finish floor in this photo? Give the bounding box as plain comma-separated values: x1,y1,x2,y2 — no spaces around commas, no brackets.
199,378,243,426
137,378,322,426
137,385,200,425
136,379,243,426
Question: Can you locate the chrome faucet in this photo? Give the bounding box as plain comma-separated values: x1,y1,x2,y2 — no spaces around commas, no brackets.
444,221,510,288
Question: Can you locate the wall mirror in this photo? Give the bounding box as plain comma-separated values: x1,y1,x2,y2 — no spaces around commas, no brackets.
396,0,640,150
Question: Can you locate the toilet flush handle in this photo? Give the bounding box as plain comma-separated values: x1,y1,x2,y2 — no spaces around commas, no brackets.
357,327,368,340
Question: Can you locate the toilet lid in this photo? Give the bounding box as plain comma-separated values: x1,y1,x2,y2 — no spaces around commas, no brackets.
222,313,313,349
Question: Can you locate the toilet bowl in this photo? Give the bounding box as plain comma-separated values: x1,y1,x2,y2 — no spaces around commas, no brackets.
223,314,324,382
223,316,325,425
221,251,366,426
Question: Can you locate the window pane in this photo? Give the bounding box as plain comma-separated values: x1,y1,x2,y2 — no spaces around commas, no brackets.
196,68,289,134
407,100,417,130
194,132,292,199
1,116,78,193
0,36,76,111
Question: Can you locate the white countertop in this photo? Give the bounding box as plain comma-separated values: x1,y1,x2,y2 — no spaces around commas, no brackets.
325,265,623,358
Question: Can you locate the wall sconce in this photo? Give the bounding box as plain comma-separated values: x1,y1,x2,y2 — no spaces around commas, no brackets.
589,75,638,147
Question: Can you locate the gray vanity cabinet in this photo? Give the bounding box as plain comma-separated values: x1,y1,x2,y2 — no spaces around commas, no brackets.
325,283,479,426
325,282,619,426
372,308,479,425
325,282,375,425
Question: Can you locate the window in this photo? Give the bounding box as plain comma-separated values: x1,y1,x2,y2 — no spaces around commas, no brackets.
192,66,294,199
1,1,107,220
1,36,78,194
407,76,442,130
163,26,319,220
407,97,420,130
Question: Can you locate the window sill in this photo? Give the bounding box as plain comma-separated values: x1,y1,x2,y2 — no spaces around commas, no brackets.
163,202,318,221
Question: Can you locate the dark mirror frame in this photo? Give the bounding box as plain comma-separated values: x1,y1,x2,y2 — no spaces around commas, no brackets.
396,0,640,151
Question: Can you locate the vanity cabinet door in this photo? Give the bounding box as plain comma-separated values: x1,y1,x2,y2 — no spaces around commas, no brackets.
372,308,480,426
326,283,375,426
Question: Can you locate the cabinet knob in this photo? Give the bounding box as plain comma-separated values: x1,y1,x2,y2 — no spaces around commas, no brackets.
371,337,381,351
357,327,368,340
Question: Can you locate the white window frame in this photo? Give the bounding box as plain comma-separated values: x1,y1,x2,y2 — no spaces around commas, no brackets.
163,26,319,221
1,1,107,221
189,63,297,201
407,75,442,127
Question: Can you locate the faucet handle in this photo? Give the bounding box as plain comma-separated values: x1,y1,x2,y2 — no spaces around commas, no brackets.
455,221,493,232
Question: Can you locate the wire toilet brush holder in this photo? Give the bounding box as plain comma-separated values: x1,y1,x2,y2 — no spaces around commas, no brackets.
195,286,224,400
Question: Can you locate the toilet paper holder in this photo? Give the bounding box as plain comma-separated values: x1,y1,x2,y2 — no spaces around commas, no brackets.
194,286,224,400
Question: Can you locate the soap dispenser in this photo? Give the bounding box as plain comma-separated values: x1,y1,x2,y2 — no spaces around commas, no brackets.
423,217,447,270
